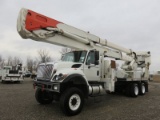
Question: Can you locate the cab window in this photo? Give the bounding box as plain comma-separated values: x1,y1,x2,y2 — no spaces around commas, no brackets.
86,51,95,65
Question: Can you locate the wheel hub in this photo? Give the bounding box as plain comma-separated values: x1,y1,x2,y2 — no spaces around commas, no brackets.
69,94,81,111
134,86,139,95
142,85,145,93
71,98,77,106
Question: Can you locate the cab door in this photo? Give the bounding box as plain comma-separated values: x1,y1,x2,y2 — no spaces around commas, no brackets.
83,51,100,81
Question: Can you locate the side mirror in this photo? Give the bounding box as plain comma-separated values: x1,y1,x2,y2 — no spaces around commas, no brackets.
95,51,99,65
88,64,95,69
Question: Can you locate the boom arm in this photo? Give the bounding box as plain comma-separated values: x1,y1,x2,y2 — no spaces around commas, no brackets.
17,8,151,70
17,8,131,53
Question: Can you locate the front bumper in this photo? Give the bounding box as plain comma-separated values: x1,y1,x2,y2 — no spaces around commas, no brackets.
33,80,60,92
3,77,24,82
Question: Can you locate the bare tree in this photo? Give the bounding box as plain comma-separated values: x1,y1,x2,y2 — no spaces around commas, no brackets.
0,55,5,68
0,55,2,62
26,57,34,72
6,56,22,66
6,56,13,66
26,57,38,72
37,49,52,63
12,56,22,66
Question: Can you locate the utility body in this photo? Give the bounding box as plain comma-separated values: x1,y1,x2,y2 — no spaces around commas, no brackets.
0,64,23,83
17,8,151,116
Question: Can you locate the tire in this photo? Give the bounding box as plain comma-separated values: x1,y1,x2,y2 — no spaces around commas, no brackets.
145,82,149,92
35,88,53,104
125,84,131,97
139,83,146,95
106,90,112,94
130,83,139,97
15,81,21,84
60,87,84,116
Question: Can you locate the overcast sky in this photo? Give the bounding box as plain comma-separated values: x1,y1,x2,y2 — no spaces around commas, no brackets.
0,0,159,72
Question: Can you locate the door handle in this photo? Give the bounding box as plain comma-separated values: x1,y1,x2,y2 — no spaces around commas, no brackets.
97,71,99,76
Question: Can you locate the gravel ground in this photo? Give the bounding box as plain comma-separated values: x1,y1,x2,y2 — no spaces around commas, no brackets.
0,79,160,120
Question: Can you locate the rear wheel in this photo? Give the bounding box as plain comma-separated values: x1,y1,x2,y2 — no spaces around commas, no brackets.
60,87,84,116
130,83,139,97
139,83,146,95
35,88,53,104
125,84,131,96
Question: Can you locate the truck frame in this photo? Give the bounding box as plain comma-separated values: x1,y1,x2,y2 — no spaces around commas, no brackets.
17,8,151,116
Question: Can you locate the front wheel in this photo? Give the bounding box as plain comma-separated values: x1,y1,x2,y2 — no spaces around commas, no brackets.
35,88,53,104
60,87,84,116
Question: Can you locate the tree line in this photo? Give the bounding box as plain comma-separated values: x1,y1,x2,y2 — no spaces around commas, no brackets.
0,49,54,72
0,47,72,72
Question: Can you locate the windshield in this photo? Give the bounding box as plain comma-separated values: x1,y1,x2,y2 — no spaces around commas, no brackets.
61,51,87,63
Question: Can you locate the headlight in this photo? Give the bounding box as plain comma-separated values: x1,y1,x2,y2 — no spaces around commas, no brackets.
54,73,68,81
53,85,58,90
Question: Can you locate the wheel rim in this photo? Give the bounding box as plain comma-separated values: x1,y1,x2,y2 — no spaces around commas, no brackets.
69,94,81,111
142,84,145,94
134,85,139,95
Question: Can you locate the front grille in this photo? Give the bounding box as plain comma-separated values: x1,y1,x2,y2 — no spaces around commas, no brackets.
37,64,53,80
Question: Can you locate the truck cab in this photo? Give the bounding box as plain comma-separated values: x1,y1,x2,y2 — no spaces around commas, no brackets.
34,50,100,91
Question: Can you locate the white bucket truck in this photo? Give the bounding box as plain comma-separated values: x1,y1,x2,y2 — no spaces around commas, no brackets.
0,64,23,83
17,8,151,115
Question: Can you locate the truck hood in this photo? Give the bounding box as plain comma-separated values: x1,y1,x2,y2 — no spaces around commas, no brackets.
54,61,82,70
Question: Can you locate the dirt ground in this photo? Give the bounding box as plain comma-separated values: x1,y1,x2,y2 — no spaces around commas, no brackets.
0,78,160,120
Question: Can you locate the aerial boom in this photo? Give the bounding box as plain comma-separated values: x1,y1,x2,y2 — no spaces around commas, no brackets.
17,8,131,54
17,8,151,66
